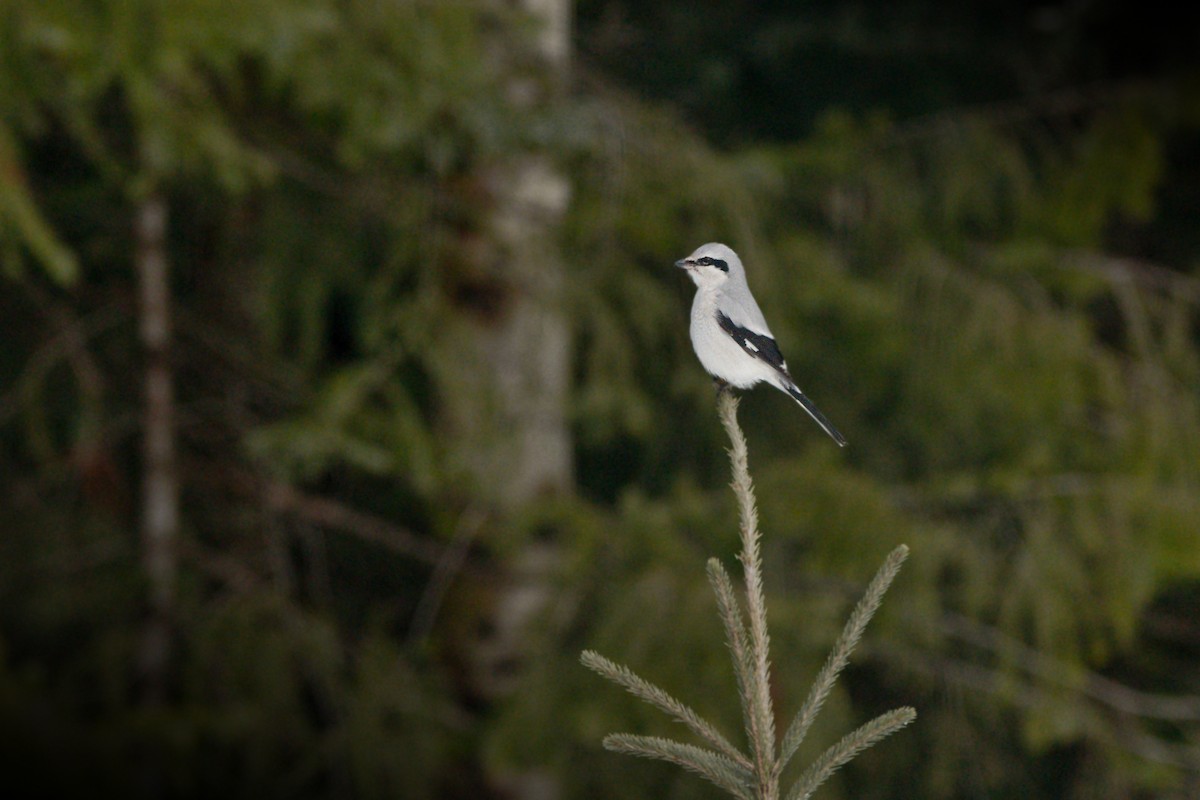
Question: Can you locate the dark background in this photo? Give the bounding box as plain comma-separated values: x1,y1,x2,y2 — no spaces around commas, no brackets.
2,1,1199,797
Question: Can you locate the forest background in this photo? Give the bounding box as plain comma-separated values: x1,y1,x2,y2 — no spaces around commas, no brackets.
2,1,1199,798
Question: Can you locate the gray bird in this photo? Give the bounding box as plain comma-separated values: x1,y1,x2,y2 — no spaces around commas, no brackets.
676,242,847,446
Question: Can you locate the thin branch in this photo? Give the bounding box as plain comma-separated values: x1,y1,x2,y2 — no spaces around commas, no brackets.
261,478,444,565
940,611,1200,722
708,558,757,753
718,389,777,794
408,506,488,645
888,642,1200,771
0,301,123,427
581,650,752,770
603,734,754,800
1056,250,1200,305
780,545,909,769
195,462,446,567
784,708,918,800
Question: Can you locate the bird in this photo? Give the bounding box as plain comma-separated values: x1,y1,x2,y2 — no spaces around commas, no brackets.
675,242,847,447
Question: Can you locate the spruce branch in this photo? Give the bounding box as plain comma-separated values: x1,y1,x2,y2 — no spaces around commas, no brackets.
784,707,918,800
779,544,910,769
707,558,757,749
603,734,755,800
580,649,752,769
718,389,777,791
582,391,915,799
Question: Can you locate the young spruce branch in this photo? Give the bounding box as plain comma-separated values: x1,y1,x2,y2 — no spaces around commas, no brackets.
582,389,915,799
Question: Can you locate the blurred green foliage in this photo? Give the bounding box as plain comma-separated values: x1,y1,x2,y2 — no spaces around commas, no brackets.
2,0,1199,798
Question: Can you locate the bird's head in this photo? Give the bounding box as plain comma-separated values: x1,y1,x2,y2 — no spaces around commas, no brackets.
675,242,743,290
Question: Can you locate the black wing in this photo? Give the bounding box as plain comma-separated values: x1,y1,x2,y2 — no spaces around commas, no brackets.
716,311,790,378
717,310,847,446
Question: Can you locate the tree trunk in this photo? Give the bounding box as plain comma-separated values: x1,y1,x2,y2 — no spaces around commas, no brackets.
464,157,573,510
134,192,178,705
438,4,573,798
443,0,573,513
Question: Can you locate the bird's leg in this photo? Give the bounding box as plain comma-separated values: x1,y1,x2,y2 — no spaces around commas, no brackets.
712,377,732,396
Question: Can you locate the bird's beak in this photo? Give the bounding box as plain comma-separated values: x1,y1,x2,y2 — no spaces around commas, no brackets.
674,259,691,269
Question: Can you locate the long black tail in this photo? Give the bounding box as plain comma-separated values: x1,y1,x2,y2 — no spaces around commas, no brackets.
782,381,848,447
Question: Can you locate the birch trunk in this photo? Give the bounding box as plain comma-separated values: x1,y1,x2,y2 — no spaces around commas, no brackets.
445,0,573,512
135,192,178,704
440,5,572,798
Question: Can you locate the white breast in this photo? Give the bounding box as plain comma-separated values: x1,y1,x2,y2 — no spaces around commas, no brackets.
689,291,776,389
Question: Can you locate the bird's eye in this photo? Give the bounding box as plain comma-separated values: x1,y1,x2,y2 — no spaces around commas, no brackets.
693,256,729,271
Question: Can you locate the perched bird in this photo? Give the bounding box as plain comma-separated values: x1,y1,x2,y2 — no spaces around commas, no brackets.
676,242,847,446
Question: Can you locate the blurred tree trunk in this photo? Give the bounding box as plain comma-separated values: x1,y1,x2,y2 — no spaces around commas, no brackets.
441,3,572,799
438,0,573,506
135,192,177,705
444,0,573,512
465,156,573,508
